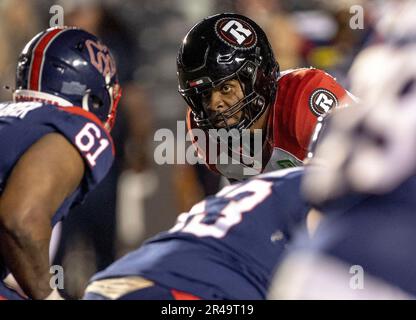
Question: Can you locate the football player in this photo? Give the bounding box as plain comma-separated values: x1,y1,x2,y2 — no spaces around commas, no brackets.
269,1,416,298
84,167,310,300
178,13,355,180
0,26,121,300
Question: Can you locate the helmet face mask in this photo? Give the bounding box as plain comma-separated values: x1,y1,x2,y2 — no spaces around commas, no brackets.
14,26,122,131
177,13,279,131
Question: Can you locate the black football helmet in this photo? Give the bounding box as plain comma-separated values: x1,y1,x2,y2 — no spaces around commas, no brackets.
177,13,279,130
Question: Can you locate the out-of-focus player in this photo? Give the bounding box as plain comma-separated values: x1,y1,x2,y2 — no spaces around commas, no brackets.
0,27,121,300
268,1,416,299
84,167,310,300
178,13,354,180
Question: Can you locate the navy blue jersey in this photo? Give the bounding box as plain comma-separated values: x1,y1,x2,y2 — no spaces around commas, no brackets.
0,101,114,279
281,175,416,298
89,168,310,299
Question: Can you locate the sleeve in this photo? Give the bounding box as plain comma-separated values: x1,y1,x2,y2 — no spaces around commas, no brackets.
50,106,115,192
296,69,353,152
275,68,352,160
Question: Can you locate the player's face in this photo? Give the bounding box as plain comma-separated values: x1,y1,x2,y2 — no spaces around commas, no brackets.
202,79,244,128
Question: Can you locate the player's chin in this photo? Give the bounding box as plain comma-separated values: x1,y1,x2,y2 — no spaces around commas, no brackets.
214,121,236,129
213,116,240,129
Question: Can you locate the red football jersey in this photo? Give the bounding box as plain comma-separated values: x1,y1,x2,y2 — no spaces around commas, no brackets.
187,68,354,180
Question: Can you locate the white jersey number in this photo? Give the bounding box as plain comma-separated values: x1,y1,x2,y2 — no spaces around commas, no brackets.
75,123,109,167
169,179,273,238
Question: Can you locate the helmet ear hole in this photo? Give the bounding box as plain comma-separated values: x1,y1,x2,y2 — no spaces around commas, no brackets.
240,61,257,79
90,95,103,110
75,41,85,52
82,91,103,113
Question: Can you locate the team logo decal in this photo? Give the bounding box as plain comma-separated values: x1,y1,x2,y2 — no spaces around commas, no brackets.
215,18,257,50
309,88,338,116
85,39,117,78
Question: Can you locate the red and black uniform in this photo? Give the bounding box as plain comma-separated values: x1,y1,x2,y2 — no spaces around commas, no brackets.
187,68,353,180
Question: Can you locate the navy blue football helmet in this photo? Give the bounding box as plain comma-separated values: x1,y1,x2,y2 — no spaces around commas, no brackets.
14,26,121,130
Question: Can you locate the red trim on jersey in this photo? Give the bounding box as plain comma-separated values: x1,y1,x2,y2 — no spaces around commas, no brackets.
58,106,115,155
58,106,103,127
171,289,201,300
0,295,7,300
29,28,64,91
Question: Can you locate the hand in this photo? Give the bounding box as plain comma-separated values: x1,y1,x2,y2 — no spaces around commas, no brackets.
3,273,29,299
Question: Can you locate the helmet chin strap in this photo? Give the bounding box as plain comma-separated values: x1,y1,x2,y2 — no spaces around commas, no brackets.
13,90,72,106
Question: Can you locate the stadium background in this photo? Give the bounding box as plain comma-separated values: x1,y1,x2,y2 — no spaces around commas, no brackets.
0,0,380,298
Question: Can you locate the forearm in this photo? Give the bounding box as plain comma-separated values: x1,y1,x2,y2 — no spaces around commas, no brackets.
0,220,52,299
0,133,86,299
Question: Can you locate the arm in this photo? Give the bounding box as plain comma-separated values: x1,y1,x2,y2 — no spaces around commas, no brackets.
0,133,85,299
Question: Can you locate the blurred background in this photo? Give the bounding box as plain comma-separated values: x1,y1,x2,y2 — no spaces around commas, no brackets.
0,0,384,298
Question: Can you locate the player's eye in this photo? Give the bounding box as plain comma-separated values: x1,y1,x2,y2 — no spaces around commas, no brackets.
220,83,232,94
